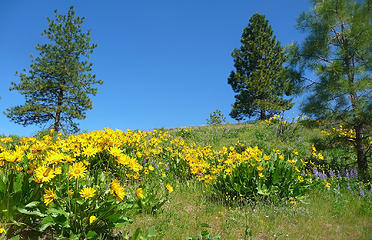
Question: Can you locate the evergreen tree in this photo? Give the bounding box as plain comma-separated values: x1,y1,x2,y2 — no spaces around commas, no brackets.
289,0,371,181
5,6,102,133
228,13,294,121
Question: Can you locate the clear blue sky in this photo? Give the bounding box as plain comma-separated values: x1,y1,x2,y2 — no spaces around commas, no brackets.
0,0,312,136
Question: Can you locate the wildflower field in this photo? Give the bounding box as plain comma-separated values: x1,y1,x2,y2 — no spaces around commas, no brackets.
0,118,371,239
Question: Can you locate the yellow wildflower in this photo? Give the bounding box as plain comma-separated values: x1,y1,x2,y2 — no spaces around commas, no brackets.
34,165,56,183
288,159,296,164
166,184,174,193
258,172,264,178
67,162,87,180
0,225,6,234
53,166,62,175
324,180,331,189
301,159,308,165
257,166,263,171
312,145,317,152
43,188,56,206
136,188,145,199
89,216,97,224
110,179,125,201
80,187,96,200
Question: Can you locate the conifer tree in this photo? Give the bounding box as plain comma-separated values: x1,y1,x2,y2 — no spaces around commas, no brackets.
228,13,294,121
5,6,102,133
289,0,371,181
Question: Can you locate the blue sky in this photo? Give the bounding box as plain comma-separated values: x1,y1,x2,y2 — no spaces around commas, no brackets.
0,0,312,136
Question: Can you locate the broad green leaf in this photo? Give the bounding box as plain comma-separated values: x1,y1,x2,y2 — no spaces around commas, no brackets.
25,201,40,208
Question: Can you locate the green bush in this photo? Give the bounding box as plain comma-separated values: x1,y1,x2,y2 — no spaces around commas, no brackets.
212,149,312,204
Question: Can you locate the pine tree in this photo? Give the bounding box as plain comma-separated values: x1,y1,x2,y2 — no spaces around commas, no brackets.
289,0,372,181
6,6,102,133
228,13,294,121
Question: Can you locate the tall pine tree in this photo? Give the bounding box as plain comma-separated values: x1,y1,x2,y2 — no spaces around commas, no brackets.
228,13,294,121
289,0,372,181
6,6,102,133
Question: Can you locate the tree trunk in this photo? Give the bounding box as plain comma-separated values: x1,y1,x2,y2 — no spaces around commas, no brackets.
53,88,64,132
259,108,266,120
342,23,370,182
355,124,370,182
54,112,60,133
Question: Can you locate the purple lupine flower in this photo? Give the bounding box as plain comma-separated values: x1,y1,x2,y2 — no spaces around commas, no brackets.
165,162,169,171
370,185,372,196
347,185,351,190
329,169,335,177
313,168,319,176
142,158,148,166
360,187,365,198
301,172,306,177
346,171,350,180
337,171,341,180
351,168,358,179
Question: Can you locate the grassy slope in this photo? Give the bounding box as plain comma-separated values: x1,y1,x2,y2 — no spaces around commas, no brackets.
127,184,371,240
127,121,372,239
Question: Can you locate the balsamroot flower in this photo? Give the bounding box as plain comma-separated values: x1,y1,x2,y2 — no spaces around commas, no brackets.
80,187,96,199
43,188,56,206
110,179,125,201
67,162,87,180
166,184,174,193
136,188,145,199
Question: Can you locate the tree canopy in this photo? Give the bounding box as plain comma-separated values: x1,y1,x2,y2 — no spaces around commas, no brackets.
5,6,102,133
228,13,294,121
289,0,372,181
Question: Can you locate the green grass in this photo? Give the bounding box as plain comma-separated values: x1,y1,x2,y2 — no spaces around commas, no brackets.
3,120,370,239
123,181,371,239
119,120,372,239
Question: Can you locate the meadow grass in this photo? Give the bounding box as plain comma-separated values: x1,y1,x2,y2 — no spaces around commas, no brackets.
1,120,370,239
124,181,372,239
122,121,372,239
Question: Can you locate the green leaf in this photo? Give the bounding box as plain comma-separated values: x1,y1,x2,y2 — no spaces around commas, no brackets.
86,231,98,238
272,170,280,185
40,216,54,231
147,226,155,237
200,223,210,228
17,208,45,217
8,236,20,240
25,201,40,208
257,184,269,196
201,230,209,237
0,177,6,192
47,208,68,217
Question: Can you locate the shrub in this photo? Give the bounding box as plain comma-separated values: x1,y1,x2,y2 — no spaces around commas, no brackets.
206,110,226,126
210,146,312,204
